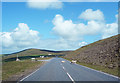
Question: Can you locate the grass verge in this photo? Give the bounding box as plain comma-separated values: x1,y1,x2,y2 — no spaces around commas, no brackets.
2,57,52,81
63,57,119,77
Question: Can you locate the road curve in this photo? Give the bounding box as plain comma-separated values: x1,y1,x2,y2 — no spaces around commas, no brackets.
19,57,119,82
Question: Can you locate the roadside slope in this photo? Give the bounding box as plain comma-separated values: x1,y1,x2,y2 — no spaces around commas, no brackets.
64,34,120,76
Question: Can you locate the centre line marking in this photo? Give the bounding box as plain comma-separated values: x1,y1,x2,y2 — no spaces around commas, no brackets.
62,66,65,70
66,72,75,83
61,64,75,83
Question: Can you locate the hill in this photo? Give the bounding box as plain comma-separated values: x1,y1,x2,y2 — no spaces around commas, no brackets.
64,34,120,69
2,48,71,62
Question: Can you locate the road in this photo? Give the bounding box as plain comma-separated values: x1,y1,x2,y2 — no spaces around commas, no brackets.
20,57,119,83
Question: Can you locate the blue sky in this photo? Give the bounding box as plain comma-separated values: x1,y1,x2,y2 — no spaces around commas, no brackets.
1,2,118,54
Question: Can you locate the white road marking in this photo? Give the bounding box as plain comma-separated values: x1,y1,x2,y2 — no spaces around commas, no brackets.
62,66,65,70
66,72,75,83
20,58,53,81
19,67,40,81
62,58,119,79
61,62,75,83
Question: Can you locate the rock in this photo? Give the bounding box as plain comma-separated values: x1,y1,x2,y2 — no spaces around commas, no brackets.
108,64,114,69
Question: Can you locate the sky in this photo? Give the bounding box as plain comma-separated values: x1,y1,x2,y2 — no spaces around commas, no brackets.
0,1,118,54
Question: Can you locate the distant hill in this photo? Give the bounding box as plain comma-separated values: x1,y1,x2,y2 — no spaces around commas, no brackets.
2,48,71,61
64,34,120,69
5,48,64,56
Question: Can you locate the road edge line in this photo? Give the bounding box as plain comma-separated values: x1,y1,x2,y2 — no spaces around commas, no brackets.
63,58,120,79
19,58,53,82
19,67,40,81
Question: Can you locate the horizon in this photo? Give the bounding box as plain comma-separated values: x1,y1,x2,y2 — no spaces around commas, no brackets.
1,34,119,55
1,1,118,54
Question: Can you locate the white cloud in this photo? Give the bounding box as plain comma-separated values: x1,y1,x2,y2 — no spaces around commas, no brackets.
37,38,80,51
102,14,118,39
27,0,63,9
79,42,87,46
79,9,104,21
52,14,79,41
1,23,80,54
53,9,118,41
0,23,40,53
52,14,105,41
11,23,39,44
0,32,14,48
102,23,118,39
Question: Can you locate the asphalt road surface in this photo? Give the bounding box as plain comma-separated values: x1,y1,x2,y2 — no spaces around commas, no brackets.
20,57,119,82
